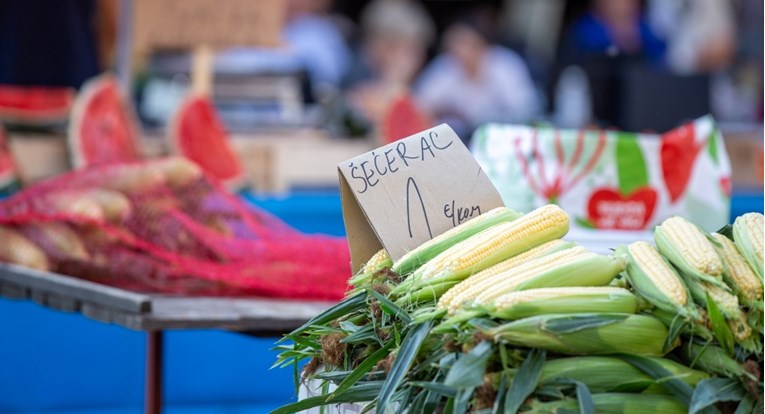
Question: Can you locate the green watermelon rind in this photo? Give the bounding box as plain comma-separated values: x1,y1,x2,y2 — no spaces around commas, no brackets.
168,94,245,187
67,73,142,169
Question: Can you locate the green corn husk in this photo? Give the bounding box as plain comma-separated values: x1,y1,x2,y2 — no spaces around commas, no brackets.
654,217,728,289
391,206,523,276
523,393,687,414
649,307,713,341
537,356,708,393
486,287,638,320
680,342,746,378
393,205,569,297
617,243,701,322
348,248,393,288
733,212,764,279
490,313,669,356
432,254,626,330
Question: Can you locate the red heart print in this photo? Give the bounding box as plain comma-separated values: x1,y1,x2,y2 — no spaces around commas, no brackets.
587,187,658,230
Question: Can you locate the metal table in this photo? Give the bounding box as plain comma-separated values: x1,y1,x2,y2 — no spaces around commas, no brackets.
0,263,332,414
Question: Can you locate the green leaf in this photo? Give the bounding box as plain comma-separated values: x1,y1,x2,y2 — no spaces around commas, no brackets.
376,321,434,414
616,133,648,195
689,378,745,414
333,341,395,396
575,217,597,229
706,293,735,356
269,382,384,414
444,341,493,389
492,372,509,414
454,388,474,414
505,349,546,414
543,314,626,334
411,381,458,397
618,354,693,406
716,224,734,240
707,128,719,165
734,396,755,414
574,381,594,414
341,325,378,344
284,292,367,340
369,289,412,324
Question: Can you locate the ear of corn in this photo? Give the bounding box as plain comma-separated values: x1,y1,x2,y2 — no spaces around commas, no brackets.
436,239,578,312
733,212,764,279
713,232,763,305
490,313,669,356
538,356,707,393
680,342,745,378
348,248,393,289
487,287,637,320
438,246,590,313
406,205,569,287
0,226,50,271
654,216,726,288
524,393,687,414
391,207,523,276
683,277,751,342
619,241,696,319
470,252,625,309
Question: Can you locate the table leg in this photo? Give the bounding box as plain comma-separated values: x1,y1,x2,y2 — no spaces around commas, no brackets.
145,330,164,414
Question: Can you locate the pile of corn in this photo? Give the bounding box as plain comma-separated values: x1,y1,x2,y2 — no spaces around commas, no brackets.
274,206,764,414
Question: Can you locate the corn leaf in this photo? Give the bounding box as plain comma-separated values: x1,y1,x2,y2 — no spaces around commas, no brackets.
269,381,384,414
543,313,626,334
618,354,693,406
689,378,745,414
284,292,367,340
410,381,458,397
445,341,493,389
491,372,509,414
454,387,474,414
333,341,395,397
505,349,546,414
376,321,434,414
369,289,412,324
705,292,735,356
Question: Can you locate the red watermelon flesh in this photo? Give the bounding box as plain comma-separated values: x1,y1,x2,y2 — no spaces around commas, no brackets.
381,93,431,144
170,95,243,184
68,74,141,168
0,126,18,189
0,85,73,124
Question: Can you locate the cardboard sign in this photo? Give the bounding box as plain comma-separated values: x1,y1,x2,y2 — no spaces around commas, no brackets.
133,0,284,51
338,124,504,271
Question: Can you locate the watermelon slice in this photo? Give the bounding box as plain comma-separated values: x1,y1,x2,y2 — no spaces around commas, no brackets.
169,94,244,186
0,125,19,193
0,85,74,125
68,74,141,168
381,92,431,144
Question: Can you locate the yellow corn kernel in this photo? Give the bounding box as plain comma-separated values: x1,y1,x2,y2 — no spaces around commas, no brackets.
437,240,574,311
417,204,569,282
657,217,723,276
734,212,764,278
713,233,763,303
362,248,391,274
628,241,688,307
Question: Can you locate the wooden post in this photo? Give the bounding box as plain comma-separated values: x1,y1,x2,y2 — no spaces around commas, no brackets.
190,45,214,96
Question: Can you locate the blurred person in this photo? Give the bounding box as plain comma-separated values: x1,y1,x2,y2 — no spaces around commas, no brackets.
0,0,116,88
215,0,351,97
648,0,735,74
566,0,665,64
415,14,539,139
345,0,435,126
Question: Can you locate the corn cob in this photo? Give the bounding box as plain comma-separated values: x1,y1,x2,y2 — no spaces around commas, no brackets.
537,356,707,393
487,287,637,320
619,241,696,318
392,206,523,276
680,342,746,378
490,313,668,356
733,212,764,279
524,393,686,414
440,246,590,314
24,222,89,261
412,205,568,282
654,216,725,288
436,240,577,312
684,277,751,341
471,251,624,308
713,233,763,305
0,226,50,271
348,248,393,289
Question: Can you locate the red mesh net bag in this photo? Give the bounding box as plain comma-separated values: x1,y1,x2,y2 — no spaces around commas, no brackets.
0,157,352,300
